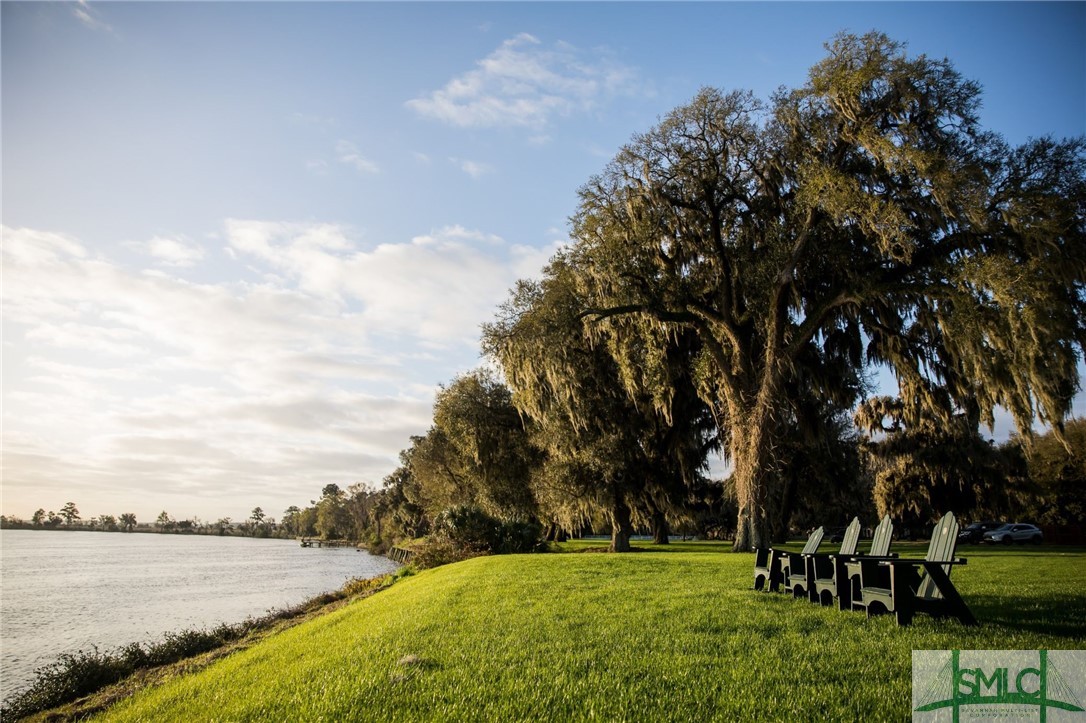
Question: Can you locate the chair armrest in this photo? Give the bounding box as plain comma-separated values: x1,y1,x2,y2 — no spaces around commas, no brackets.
879,557,968,567
834,553,896,562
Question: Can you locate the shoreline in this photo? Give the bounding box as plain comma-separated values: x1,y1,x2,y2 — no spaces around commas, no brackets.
1,566,410,721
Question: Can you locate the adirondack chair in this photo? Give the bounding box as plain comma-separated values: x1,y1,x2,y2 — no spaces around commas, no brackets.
753,527,824,593
797,517,861,601
752,546,781,592
811,514,894,609
854,512,976,626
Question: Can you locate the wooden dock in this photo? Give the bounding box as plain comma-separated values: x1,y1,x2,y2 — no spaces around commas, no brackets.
299,538,355,548
387,546,415,563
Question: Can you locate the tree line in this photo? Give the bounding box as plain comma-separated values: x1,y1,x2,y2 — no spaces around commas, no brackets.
0,506,277,538
361,32,1085,552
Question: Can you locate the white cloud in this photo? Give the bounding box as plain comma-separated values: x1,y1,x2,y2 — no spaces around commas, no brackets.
406,33,647,129
72,0,113,33
127,235,205,267
336,140,379,174
452,158,495,179
1,222,559,521
223,219,534,344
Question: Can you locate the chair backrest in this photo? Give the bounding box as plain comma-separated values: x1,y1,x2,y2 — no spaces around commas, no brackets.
870,515,894,556
801,526,825,554
918,512,960,599
839,517,861,556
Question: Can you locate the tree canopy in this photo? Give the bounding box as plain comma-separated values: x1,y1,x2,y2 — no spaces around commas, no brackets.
567,32,1085,548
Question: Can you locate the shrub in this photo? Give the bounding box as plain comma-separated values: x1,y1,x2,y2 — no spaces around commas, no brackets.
497,519,546,554
435,506,503,552
425,506,546,562
411,535,480,569
1,648,132,719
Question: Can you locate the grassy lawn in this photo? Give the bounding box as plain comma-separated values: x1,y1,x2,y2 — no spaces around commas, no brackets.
98,543,1086,722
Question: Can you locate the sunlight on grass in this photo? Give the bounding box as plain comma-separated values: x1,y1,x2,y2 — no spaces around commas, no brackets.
100,545,1086,722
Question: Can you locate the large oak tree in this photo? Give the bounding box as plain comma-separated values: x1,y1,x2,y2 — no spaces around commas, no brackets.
570,32,1085,549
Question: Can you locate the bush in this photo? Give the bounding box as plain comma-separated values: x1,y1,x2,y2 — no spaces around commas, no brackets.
427,506,546,561
1,648,132,719
435,506,503,552
497,519,546,554
411,536,480,569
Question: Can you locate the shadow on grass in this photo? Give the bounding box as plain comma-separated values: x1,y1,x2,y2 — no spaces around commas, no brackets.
967,593,1086,637
556,540,737,554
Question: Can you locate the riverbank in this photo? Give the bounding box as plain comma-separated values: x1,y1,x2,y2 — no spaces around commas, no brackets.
3,569,412,721
33,542,1086,721
0,530,398,704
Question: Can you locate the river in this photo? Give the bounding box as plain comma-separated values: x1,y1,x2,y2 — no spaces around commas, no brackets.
0,529,399,700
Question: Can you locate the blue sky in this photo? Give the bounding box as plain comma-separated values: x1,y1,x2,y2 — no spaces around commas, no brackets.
3,2,1084,523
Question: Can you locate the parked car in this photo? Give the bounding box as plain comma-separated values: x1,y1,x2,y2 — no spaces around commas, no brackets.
958,521,1004,544
982,523,1044,545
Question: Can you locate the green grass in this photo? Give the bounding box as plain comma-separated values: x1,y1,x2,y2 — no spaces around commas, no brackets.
97,544,1085,722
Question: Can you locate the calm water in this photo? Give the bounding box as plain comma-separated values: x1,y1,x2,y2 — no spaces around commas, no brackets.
0,529,398,699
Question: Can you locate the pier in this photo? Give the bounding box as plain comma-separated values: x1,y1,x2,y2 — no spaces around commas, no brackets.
387,547,415,563
299,538,356,548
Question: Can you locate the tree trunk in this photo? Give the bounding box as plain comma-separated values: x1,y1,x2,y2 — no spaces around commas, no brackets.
610,489,634,552
544,522,568,542
731,404,777,552
651,507,670,544
773,468,800,543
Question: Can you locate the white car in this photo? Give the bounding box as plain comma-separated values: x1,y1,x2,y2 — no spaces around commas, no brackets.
982,523,1043,545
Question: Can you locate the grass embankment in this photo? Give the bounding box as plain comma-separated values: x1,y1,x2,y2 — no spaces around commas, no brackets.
97,543,1085,722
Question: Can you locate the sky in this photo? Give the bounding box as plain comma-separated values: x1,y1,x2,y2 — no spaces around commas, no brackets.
2,2,1084,524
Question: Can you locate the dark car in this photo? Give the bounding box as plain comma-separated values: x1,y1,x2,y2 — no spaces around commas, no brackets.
957,521,1004,544
826,527,849,543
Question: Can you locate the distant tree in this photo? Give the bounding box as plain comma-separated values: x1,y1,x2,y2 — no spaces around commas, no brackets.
60,502,80,527
296,508,318,538
119,513,137,532
98,514,118,531
32,509,46,527
248,507,267,537
155,510,175,532
568,33,1086,548
771,408,874,539
214,517,232,536
316,496,350,540
45,511,62,528
1014,418,1086,526
378,462,430,541
345,484,382,542
431,369,541,520
282,506,302,537
856,397,1020,531
483,260,664,552
0,515,26,528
